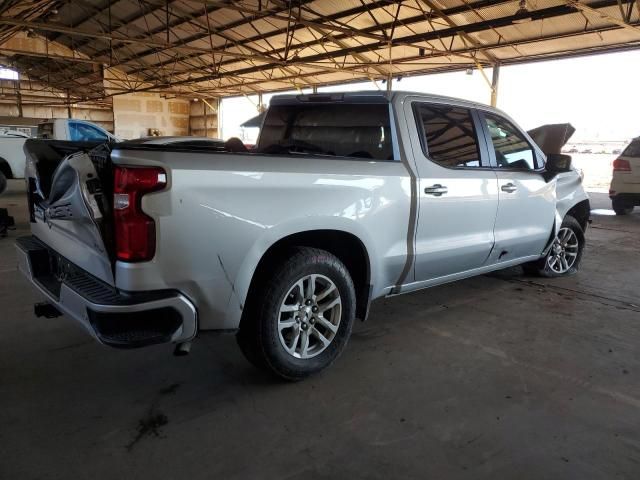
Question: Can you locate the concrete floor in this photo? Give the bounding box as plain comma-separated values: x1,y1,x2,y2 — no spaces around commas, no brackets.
1,179,639,479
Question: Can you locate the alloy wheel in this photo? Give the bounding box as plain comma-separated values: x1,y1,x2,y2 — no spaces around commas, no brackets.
277,274,342,359
547,227,579,274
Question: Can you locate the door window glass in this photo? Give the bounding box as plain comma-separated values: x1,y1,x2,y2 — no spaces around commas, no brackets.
414,103,483,168
484,113,536,170
70,122,109,141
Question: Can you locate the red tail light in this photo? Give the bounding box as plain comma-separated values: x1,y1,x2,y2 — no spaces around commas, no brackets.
613,158,631,172
113,166,166,262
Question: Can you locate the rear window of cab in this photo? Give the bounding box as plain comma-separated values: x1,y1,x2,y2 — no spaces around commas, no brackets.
257,103,394,161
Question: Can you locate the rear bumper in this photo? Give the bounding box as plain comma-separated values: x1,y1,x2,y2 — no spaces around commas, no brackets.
16,236,197,348
609,192,640,205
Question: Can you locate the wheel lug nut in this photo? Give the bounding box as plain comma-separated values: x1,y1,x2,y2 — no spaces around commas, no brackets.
312,306,318,313
305,299,312,306
310,318,315,324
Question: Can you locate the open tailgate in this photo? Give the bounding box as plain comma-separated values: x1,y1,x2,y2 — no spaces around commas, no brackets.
23,139,115,285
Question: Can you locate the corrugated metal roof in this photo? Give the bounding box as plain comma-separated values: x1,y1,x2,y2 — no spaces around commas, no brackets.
0,0,638,101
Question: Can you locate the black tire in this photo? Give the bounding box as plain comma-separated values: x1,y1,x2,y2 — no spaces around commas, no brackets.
0,171,6,196
237,247,356,381
523,215,585,278
612,197,634,215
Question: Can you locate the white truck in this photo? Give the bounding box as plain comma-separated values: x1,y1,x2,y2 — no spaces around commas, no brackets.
0,129,30,194
17,91,590,380
0,119,117,194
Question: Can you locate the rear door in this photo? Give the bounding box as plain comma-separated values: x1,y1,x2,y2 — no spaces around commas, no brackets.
405,100,499,282
478,110,556,263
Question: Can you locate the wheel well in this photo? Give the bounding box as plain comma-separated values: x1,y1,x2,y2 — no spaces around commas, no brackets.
566,199,590,231
0,158,12,179
242,230,372,325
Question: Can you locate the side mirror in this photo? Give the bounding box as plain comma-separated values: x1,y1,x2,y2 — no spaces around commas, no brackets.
544,153,572,180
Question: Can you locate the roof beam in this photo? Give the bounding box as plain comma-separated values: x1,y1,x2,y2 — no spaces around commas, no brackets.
84,0,317,69
129,0,627,90
0,17,281,63
568,0,640,34
189,20,640,96
0,47,103,64
198,0,386,41
122,0,511,78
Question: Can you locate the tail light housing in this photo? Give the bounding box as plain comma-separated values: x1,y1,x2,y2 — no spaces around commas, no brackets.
613,158,631,172
113,166,166,262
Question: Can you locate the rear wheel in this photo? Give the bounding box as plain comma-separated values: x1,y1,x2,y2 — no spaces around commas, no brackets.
523,215,585,278
0,171,6,195
237,247,356,380
612,197,634,215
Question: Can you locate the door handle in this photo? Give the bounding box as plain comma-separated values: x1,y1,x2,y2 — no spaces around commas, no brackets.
424,184,448,196
501,183,517,193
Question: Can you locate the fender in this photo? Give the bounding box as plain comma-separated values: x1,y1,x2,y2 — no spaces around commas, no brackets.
224,216,379,329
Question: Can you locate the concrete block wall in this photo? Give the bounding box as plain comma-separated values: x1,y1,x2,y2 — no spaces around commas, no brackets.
113,92,190,139
189,98,219,138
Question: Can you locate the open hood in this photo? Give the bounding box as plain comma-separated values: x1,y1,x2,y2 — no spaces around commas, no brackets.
527,123,575,155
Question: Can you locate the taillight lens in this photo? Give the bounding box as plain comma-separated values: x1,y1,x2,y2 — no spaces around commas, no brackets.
113,166,166,262
613,158,631,172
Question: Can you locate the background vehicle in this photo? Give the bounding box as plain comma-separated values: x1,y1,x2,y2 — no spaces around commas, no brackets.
0,120,119,195
17,91,590,379
0,129,29,194
37,119,119,142
610,137,640,214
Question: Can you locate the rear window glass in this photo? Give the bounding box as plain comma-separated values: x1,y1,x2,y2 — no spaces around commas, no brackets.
257,103,393,160
622,140,640,157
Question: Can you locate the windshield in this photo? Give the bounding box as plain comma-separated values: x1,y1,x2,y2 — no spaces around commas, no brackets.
257,103,394,160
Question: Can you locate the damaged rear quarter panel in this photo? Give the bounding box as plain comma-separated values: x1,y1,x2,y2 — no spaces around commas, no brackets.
110,148,413,330
554,169,590,234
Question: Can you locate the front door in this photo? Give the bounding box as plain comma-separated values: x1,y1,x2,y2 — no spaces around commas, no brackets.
405,100,499,283
478,111,556,263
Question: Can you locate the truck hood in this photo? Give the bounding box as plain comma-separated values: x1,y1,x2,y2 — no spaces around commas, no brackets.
526,123,575,155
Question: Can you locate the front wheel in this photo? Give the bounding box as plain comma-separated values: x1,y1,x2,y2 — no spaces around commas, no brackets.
0,171,6,195
523,215,585,278
237,247,356,380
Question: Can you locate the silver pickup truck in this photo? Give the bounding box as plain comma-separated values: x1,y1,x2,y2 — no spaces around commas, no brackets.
17,91,589,380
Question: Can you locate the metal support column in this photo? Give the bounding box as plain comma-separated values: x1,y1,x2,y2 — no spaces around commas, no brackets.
216,97,222,139
14,79,23,117
203,100,207,137
490,63,500,107
66,90,72,118
257,92,264,112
